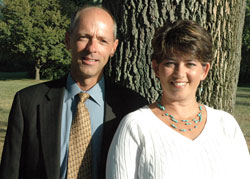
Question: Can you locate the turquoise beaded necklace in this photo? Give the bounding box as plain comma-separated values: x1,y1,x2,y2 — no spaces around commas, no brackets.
157,102,203,132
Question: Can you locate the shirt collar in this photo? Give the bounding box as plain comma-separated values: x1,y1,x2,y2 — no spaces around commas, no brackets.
64,74,105,106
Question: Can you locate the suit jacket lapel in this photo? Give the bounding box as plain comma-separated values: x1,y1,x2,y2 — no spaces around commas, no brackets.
100,80,116,178
39,78,66,178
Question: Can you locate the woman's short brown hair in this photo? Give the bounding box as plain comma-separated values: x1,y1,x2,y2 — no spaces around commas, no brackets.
151,20,213,64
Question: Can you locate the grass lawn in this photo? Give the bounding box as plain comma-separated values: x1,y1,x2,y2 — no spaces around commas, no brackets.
0,72,249,162
234,85,250,149
0,72,46,159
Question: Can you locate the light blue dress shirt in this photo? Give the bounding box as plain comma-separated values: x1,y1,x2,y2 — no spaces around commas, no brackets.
60,74,105,179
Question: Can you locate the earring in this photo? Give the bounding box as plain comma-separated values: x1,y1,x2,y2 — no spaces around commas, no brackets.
199,81,203,93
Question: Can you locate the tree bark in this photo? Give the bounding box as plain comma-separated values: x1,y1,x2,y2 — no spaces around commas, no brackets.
103,0,246,113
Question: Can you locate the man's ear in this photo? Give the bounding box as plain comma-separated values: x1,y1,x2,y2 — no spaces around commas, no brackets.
110,39,119,57
65,32,71,50
201,63,210,81
152,59,159,78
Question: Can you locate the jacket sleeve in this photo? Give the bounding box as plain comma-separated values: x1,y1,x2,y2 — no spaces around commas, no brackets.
0,92,24,179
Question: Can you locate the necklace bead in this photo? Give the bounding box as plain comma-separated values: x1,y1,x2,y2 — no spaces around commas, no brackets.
157,103,166,111
157,102,202,132
171,124,177,129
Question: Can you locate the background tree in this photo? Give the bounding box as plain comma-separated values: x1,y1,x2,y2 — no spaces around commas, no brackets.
240,0,250,84
70,0,102,6
0,0,106,79
0,0,72,80
103,0,246,113
28,0,71,80
0,0,32,72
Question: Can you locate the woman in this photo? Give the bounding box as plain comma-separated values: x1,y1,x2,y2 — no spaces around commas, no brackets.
106,20,250,179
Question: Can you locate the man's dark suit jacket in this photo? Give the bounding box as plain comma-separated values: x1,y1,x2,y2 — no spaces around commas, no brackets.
0,76,148,179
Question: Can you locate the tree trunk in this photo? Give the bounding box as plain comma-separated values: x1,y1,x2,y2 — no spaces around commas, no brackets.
103,0,246,114
35,59,41,80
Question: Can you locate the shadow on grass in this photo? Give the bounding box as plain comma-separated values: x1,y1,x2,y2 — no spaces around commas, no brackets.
0,72,30,80
238,89,250,93
235,101,250,106
236,94,250,99
237,84,250,92
0,120,8,127
0,128,7,144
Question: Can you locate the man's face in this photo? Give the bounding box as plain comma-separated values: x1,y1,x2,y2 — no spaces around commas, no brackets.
66,8,118,83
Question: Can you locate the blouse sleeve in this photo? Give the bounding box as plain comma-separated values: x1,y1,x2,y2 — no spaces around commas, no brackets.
106,113,142,179
220,111,250,178
230,116,250,177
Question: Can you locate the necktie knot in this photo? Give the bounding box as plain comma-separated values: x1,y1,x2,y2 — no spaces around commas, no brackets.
78,92,90,103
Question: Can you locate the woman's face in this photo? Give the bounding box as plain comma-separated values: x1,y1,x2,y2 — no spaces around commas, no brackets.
152,54,210,102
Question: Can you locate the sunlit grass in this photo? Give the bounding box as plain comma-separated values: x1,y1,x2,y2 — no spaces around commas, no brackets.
0,79,45,124
234,85,250,149
0,72,46,158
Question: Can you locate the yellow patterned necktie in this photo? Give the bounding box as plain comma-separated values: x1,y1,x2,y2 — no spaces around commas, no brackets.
67,93,92,179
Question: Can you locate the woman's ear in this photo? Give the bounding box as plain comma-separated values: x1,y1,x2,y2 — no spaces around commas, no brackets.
201,63,210,80
152,59,160,78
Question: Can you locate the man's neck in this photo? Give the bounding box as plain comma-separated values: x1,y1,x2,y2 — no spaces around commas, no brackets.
70,72,103,91
76,79,98,91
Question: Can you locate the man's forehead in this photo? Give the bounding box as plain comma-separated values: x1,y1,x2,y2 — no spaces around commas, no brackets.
70,6,116,40
79,7,112,20
77,9,113,27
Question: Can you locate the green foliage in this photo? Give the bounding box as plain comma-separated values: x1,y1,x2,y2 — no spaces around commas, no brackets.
243,0,250,49
0,0,72,79
240,0,250,83
71,0,102,6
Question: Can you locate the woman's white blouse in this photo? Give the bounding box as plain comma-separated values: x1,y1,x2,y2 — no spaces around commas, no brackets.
106,105,250,179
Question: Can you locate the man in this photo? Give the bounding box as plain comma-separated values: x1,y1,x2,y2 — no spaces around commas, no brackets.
0,6,147,179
